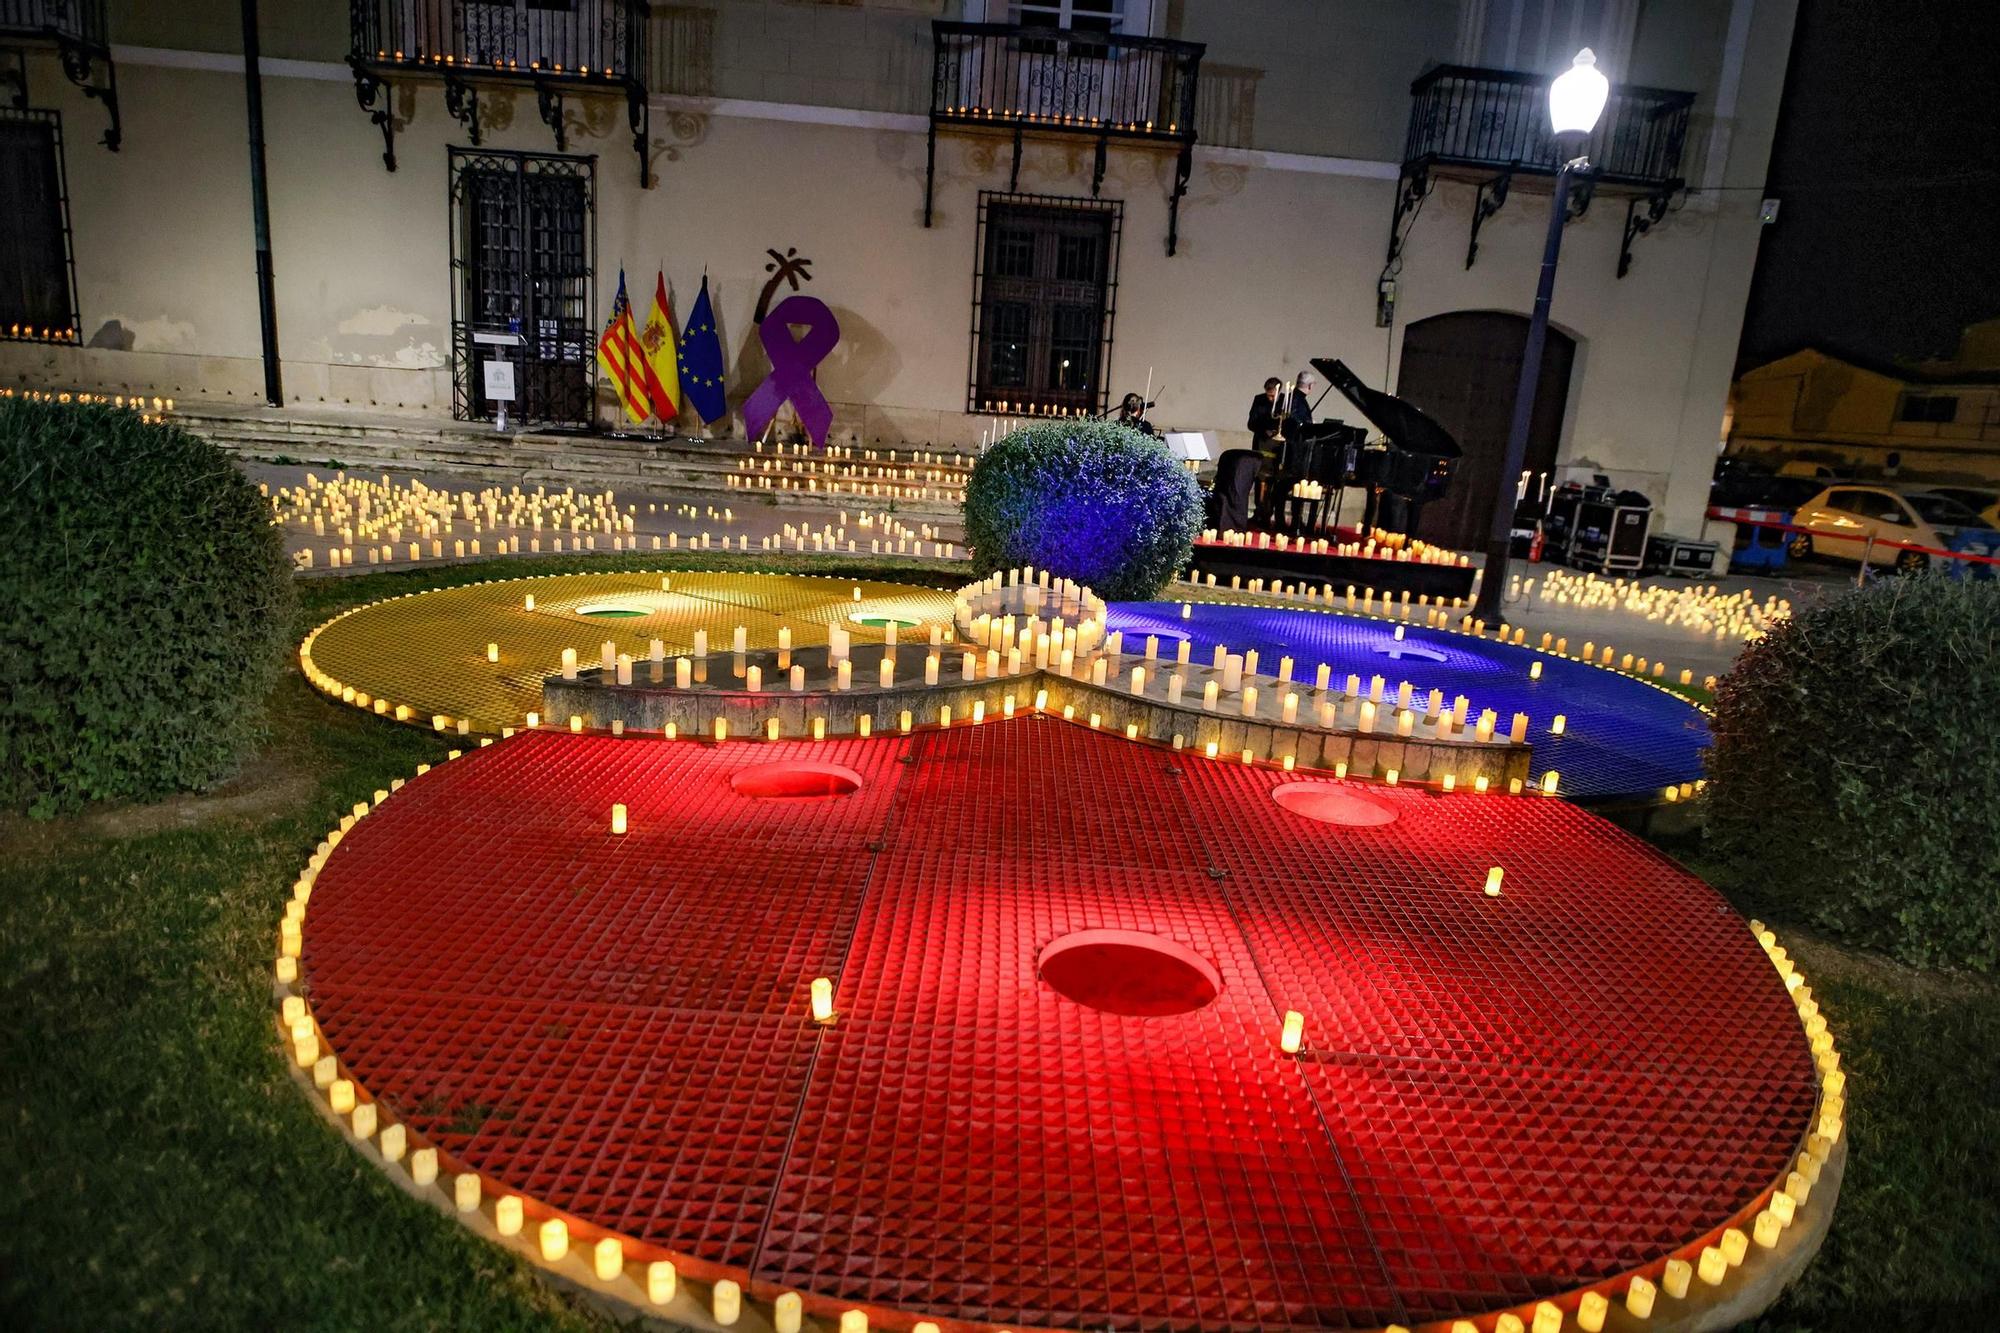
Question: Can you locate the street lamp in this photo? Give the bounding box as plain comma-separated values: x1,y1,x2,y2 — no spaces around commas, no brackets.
1471,48,1609,624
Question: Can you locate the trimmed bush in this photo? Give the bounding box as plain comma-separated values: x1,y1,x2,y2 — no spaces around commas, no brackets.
1,400,295,815
963,420,1203,600
1704,575,2000,970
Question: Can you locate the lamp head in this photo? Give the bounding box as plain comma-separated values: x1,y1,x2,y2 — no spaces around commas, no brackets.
1549,47,1610,145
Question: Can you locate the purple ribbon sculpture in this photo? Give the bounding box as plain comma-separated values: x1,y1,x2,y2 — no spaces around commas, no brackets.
743,294,840,447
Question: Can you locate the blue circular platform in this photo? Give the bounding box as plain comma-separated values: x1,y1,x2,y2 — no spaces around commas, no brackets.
1108,601,1710,801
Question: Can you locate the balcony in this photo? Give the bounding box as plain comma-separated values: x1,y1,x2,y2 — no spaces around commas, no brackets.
347,0,651,183
0,0,119,149
927,21,1205,255
1389,64,1696,278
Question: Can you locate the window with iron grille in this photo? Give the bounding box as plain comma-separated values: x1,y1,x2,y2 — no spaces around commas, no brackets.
0,108,79,343
969,192,1120,415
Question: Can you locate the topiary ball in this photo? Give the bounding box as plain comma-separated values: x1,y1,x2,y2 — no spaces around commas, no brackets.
0,399,296,816
962,419,1203,600
1703,574,2000,971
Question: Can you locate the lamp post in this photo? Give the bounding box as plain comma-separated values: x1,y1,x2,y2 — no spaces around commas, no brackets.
1472,49,1609,625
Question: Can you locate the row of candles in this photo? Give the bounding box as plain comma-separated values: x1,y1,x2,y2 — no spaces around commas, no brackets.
1201,525,1472,567
944,105,1176,136
1,385,173,423
374,50,623,80
3,324,78,343
1174,575,1719,694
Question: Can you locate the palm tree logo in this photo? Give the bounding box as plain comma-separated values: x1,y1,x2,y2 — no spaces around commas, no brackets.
754,248,814,323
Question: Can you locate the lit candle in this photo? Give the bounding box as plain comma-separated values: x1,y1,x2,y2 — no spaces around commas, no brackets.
560,647,577,679
1203,680,1219,711
539,1218,569,1261
713,1278,742,1325
1485,866,1504,896
811,977,835,1023
1279,1010,1305,1053
836,659,852,690
610,803,628,834
486,642,499,662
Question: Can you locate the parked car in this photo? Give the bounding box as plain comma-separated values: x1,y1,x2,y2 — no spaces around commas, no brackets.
1914,485,2000,529
1787,485,2000,575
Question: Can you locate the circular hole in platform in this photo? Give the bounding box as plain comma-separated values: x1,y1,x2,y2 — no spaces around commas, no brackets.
729,761,864,799
851,612,923,631
576,602,651,618
1270,782,1399,827
1038,929,1221,1016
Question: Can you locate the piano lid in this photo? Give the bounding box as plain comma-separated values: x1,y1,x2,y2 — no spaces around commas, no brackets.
1312,358,1463,460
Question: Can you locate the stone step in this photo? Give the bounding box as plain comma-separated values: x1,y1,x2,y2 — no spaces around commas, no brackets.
186,410,969,520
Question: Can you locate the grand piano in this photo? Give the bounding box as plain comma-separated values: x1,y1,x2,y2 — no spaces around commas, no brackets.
1193,358,1474,600
1281,358,1463,537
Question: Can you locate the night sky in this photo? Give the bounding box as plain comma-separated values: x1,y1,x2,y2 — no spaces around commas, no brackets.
1735,0,2000,370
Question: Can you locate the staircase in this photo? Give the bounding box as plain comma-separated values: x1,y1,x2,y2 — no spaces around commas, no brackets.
180,402,975,522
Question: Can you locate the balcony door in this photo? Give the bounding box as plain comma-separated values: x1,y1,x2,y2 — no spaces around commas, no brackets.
449,147,596,428
955,0,1159,123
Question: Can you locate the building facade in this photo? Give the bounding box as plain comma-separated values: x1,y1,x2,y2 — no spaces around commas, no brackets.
1730,324,2000,485
0,0,1795,541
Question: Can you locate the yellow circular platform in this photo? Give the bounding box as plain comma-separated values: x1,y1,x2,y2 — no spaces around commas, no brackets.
301,570,958,734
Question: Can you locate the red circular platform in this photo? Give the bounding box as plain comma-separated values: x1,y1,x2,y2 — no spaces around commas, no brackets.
302,720,1817,1331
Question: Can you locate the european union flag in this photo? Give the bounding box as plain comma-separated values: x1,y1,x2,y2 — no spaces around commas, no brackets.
677,275,728,425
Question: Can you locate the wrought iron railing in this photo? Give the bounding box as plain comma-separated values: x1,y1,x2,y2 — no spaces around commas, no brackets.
931,21,1202,141
0,0,108,48
1,0,117,150
1404,64,1694,187
350,0,647,85
347,0,649,182
927,21,1203,255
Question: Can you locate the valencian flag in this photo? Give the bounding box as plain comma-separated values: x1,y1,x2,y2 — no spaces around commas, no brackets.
596,268,665,424
677,274,729,425
639,271,681,422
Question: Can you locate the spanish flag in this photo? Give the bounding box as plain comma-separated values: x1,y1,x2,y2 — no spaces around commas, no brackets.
639,271,682,423
596,269,663,424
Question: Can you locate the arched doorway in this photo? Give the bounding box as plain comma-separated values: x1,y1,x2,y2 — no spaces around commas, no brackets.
1394,312,1576,551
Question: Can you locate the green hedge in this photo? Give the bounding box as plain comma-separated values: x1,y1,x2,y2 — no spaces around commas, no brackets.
1704,575,2000,970
0,401,295,816
963,420,1203,600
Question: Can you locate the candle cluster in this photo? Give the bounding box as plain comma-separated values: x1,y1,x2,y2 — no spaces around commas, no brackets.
268,470,955,570
0,385,173,423
1200,525,1471,567
1519,568,1790,644
731,440,970,505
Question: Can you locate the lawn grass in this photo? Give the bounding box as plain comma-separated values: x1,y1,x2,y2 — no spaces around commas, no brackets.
4,555,1995,1331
